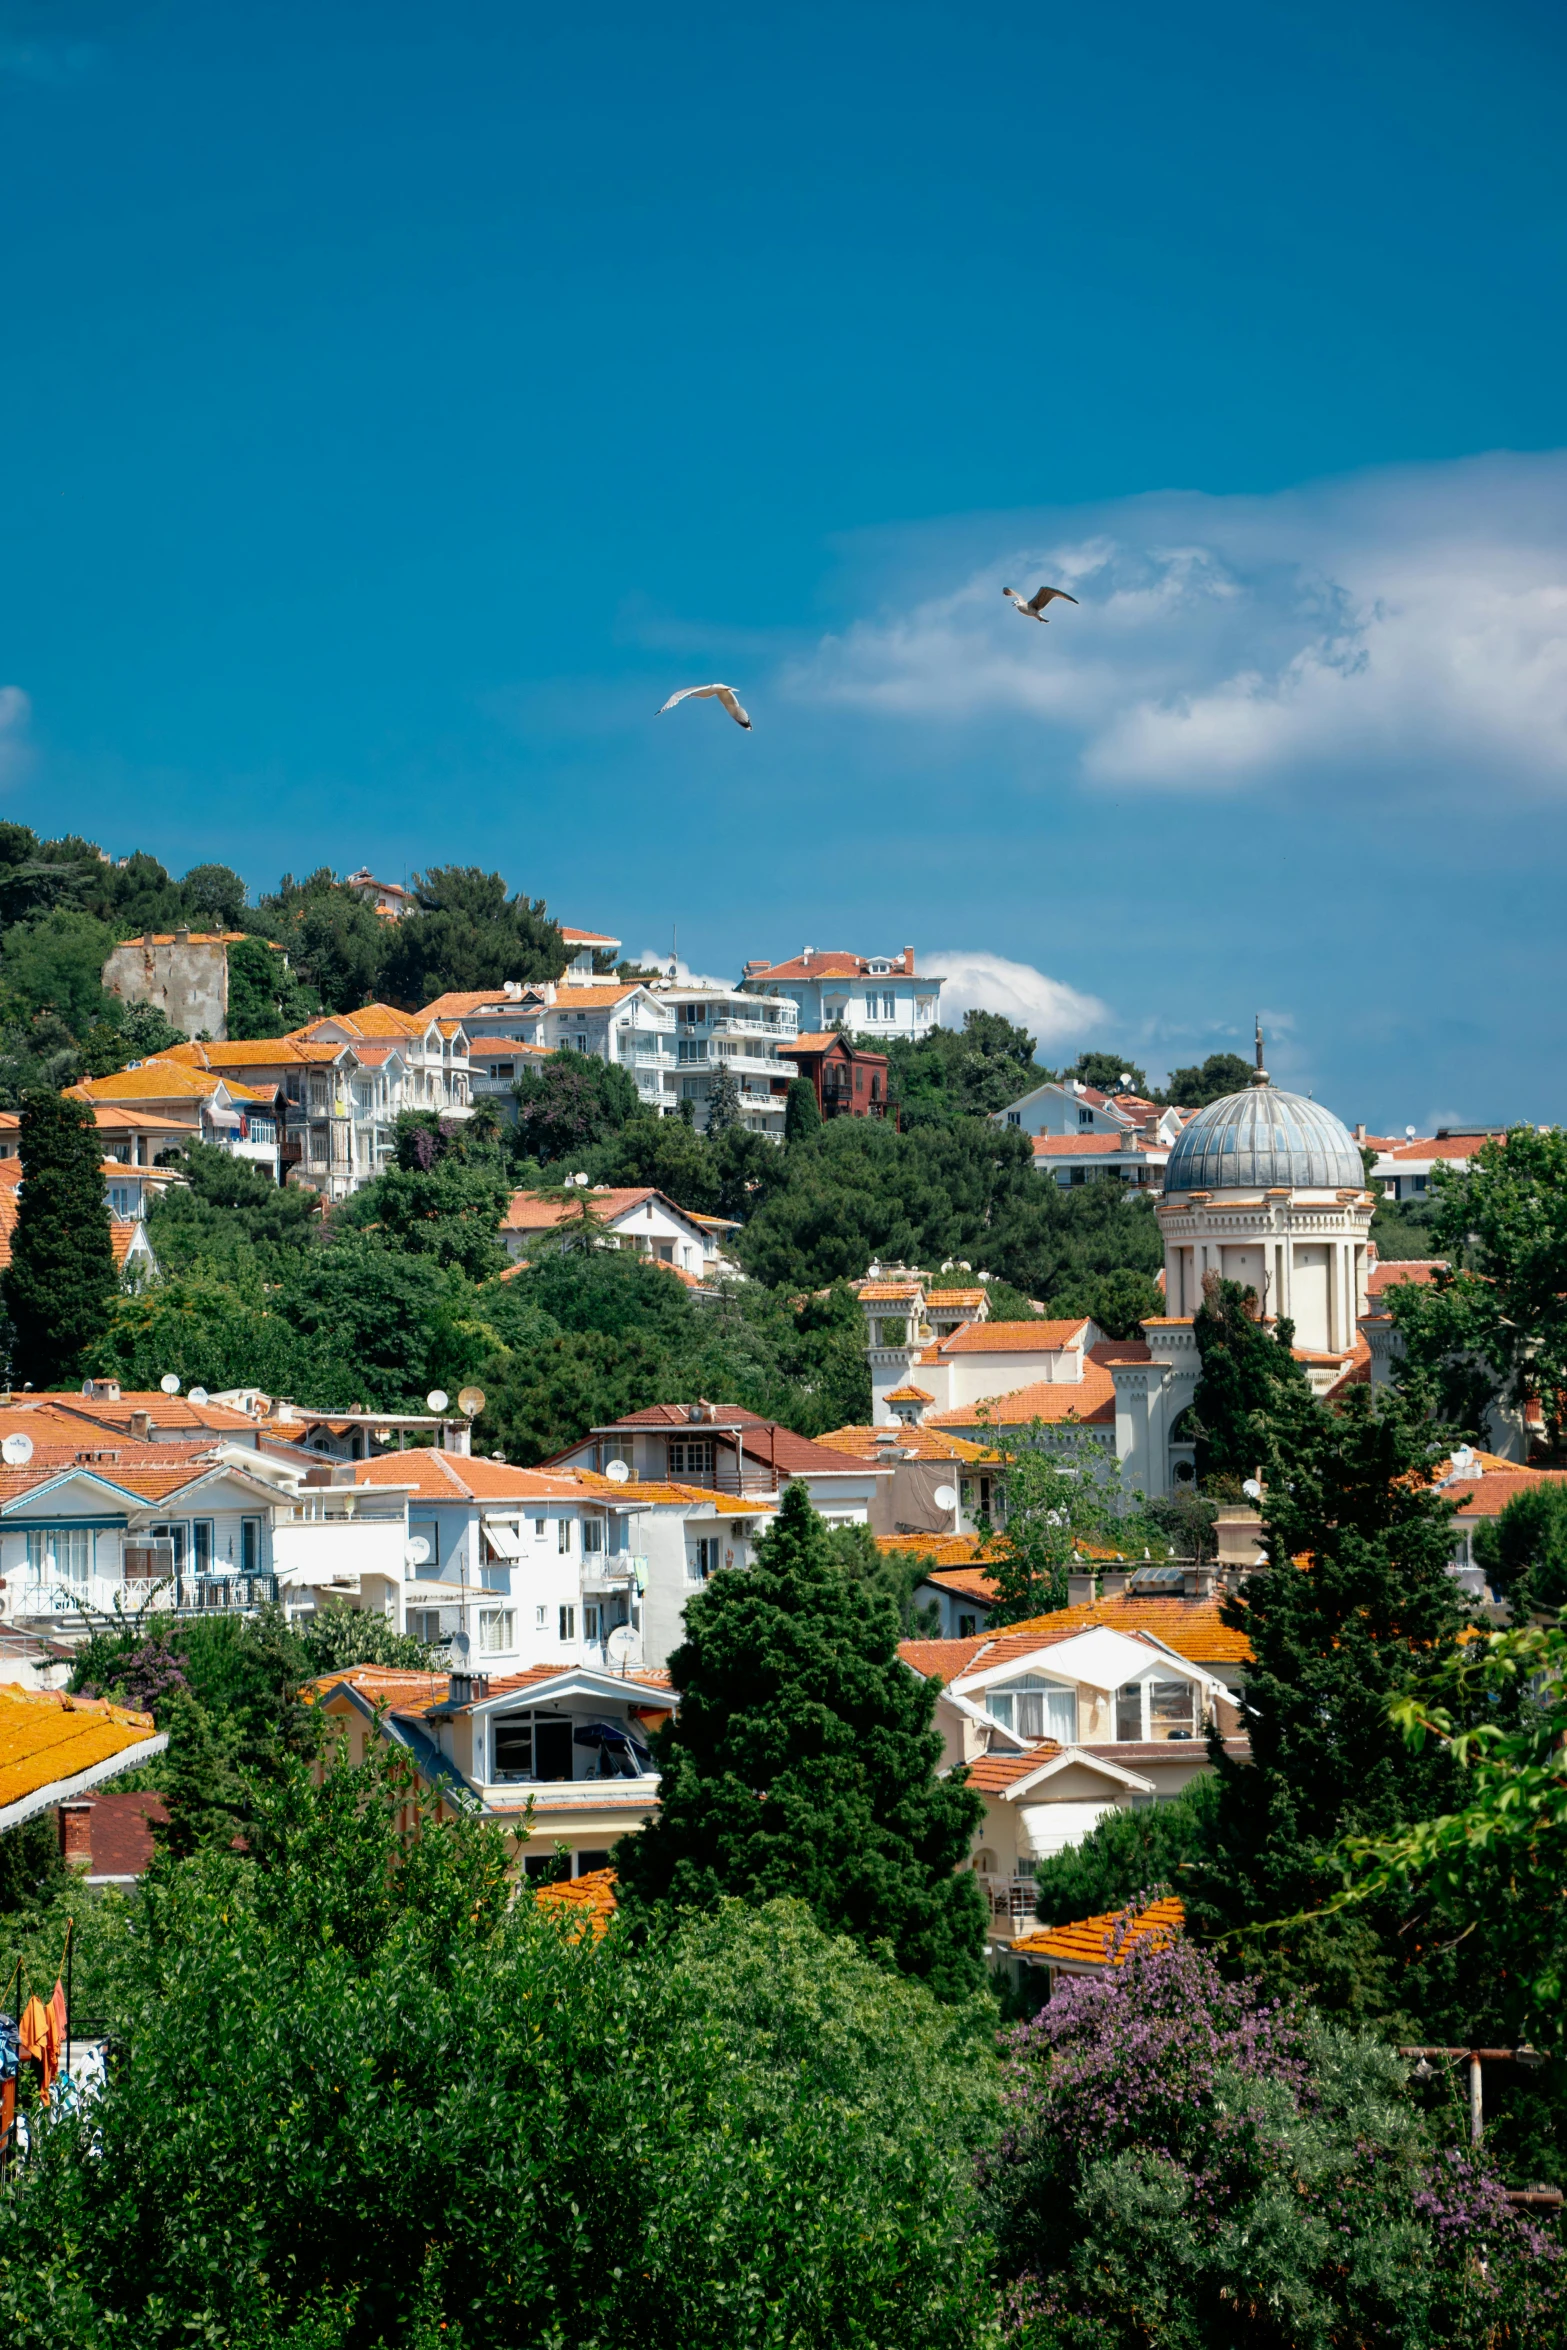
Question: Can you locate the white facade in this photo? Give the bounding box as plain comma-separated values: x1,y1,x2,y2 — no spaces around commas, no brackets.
740,946,944,1040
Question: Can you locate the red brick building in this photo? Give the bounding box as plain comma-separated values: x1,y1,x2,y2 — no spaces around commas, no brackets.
780,1032,889,1119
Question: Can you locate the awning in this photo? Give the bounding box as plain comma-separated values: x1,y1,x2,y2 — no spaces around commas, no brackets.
481,1519,523,1559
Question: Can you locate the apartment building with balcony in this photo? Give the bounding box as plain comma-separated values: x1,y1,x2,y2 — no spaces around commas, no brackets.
740,945,944,1040
69,1061,283,1181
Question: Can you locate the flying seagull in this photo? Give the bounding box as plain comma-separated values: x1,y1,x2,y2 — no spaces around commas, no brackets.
656,683,752,730
1002,584,1079,622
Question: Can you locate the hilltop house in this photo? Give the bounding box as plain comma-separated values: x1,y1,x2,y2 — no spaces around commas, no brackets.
739,946,944,1040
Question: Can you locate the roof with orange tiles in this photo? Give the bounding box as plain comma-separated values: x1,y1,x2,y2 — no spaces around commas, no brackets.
930,1320,1090,1355
0,1680,164,1816
559,927,621,947
813,1423,996,1464
39,1391,261,1435
1090,1339,1153,1366
500,1185,704,1234
564,1403,892,1482
536,984,643,1010
746,949,920,981
898,1629,1082,1681
287,1005,430,1043
156,1038,342,1070
69,1063,275,1105
416,989,541,1020
1011,1896,1185,1969
929,1364,1118,1431
1366,1258,1448,1296
1441,1464,1567,1518
1324,1337,1374,1400
533,1866,619,1937
885,1384,936,1403
567,1469,774,1515
108,1220,147,1272
1032,1133,1163,1158
349,1659,674,1719
1381,1134,1501,1161
109,930,256,946
83,1104,197,1134
963,1745,1063,1792
925,1289,988,1310
856,1280,924,1301
353,1449,589,1503
467,1037,550,1061
999,1596,1253,1666
875,1533,1000,1570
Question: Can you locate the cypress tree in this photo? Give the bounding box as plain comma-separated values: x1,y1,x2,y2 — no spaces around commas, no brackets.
614,1482,988,1999
3,1090,119,1385
783,1075,821,1142
1187,1271,1316,1487
1186,1386,1472,2021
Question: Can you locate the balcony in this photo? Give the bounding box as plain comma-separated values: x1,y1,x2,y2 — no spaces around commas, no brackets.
581,1554,648,1595
9,1572,279,1622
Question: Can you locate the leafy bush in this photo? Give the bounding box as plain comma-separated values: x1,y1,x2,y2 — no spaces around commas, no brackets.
984,1927,1563,2349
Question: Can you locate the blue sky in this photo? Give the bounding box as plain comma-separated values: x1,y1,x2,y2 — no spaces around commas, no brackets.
3,0,1566,1125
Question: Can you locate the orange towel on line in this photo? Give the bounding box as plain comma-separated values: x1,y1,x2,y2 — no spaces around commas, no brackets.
19,1983,64,2103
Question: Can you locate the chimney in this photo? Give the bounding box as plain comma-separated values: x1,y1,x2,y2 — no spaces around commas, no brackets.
448,1671,473,1708
1099,1569,1130,1599
175,925,190,945
130,1410,152,1441
1183,1564,1218,1600
57,1801,94,1871
1354,1122,1367,1142
1066,1570,1097,1607
902,945,914,970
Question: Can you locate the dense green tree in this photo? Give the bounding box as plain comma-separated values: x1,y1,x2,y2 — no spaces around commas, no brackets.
1030,1774,1219,1925
0,1815,65,1915
880,1009,1050,1126
974,1435,1126,1622
1064,1049,1149,1095
783,1073,821,1140
90,1272,305,1395
225,933,317,1038
179,862,249,927
3,1091,119,1385
0,908,119,1036
510,1049,640,1164
336,1111,511,1281
615,1484,988,1999
1387,1127,1567,1451
382,865,566,1005
146,1137,321,1288
704,1058,741,1135
78,996,189,1080
1472,1479,1567,1612
1185,1388,1477,2022
255,869,393,1013
1157,1049,1254,1108
1187,1272,1315,1489
0,1010,84,1106
0,1735,994,2349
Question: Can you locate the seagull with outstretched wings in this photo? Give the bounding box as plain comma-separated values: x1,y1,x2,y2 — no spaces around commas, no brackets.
656,683,752,730
1002,584,1079,622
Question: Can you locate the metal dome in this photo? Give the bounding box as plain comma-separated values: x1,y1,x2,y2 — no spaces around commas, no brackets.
1163,1083,1365,1194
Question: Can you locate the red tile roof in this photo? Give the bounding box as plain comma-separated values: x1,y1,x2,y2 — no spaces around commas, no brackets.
1032,1133,1161,1158
77,1789,168,1878
962,1744,1062,1792
929,1364,1118,1430
1001,1596,1252,1666
932,1320,1090,1355
533,1866,618,1937
1366,1258,1448,1296
746,948,919,981
353,1450,588,1503
813,1423,995,1463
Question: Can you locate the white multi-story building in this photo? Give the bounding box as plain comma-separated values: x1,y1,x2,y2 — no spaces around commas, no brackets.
740,946,944,1040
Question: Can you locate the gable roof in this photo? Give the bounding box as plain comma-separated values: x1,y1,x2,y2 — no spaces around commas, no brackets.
535,984,642,1011
961,1745,1064,1793
0,1682,168,1829
352,1450,589,1503
1032,1132,1162,1159
998,1595,1253,1666
1366,1258,1448,1296
812,1424,996,1464
499,1185,707,1238
928,1364,1118,1430
287,1005,429,1044
930,1320,1090,1355
69,1063,275,1106
744,949,925,982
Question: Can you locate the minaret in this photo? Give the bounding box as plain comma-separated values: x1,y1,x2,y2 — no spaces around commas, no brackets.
1251,1014,1269,1088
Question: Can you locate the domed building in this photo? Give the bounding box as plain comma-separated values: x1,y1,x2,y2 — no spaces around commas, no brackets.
1112,1027,1376,1498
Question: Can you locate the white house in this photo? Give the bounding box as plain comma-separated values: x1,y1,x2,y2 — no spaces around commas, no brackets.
545,1401,891,1528
498,1185,724,1279
1370,1131,1501,1204
996,1078,1182,1143
739,946,944,1040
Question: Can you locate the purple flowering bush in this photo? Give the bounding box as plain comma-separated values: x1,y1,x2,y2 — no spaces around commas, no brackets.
983,1924,1561,2349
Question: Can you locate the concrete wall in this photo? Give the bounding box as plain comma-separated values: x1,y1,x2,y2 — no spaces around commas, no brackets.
104,934,231,1039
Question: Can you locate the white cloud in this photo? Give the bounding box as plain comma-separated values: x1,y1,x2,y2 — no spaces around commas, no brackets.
924,950,1107,1047
786,453,1567,799
632,950,734,990
0,687,32,787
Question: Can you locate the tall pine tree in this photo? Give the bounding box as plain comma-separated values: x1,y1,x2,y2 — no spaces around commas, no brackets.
3,1090,119,1386
614,1483,988,1999
1187,1271,1316,1488
1186,1386,1473,2022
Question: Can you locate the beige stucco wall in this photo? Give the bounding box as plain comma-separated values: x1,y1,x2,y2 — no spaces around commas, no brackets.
104,935,231,1039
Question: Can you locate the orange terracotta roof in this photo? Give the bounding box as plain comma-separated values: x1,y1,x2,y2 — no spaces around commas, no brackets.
1032,1133,1159,1158
963,1744,1062,1792
110,930,252,946
567,1470,770,1514
1366,1258,1448,1295
1000,1596,1252,1666
783,1032,845,1053
925,1289,987,1309
69,1065,238,1104
813,1424,996,1463
876,1533,1000,1570
533,1866,618,1938
108,1220,144,1271
287,1005,428,1043
41,1392,260,1435
83,1104,195,1134
537,984,641,1010
467,1038,549,1060
921,1563,1001,1600
353,1450,589,1503
747,949,921,981
929,1364,1118,1430
932,1320,1090,1355
1383,1135,1499,1162
884,1384,935,1403
0,1682,160,1812
856,1281,923,1301
1011,1896,1185,1968
1444,1465,1567,1518
559,927,621,947
155,1038,338,1070
500,1185,696,1234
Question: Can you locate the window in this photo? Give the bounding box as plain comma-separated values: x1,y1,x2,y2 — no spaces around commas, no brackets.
246,1117,276,1145
478,1607,516,1655
1006,1112,1020,1128
108,1182,137,1218
531,1516,546,1541
1148,1680,1196,1739
1078,1106,1094,1127
192,1520,215,1573
26,1529,91,1585
915,997,933,1022
534,1604,547,1628
668,1439,714,1476
558,1605,577,1641
957,1612,978,1638
986,1676,1076,1742
241,1517,261,1573
582,1518,604,1554
1115,1684,1144,1741
149,1522,188,1572
584,1604,602,1643
557,1517,573,1554
688,1536,720,1583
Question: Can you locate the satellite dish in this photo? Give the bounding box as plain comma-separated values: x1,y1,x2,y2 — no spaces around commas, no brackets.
189,1387,209,1407
80,1380,94,1396
426,1389,450,1414
933,1484,959,1512
605,1459,631,1485
1,1433,33,1467
458,1385,486,1419
605,1624,638,1669
375,1428,392,1444
159,1374,181,1396
404,1535,431,1567
1241,1477,1262,1500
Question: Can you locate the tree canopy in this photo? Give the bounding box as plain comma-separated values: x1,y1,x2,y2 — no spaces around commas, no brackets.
3,1090,120,1385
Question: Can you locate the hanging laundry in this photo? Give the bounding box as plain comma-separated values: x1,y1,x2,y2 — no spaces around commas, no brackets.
0,2013,18,2080
18,1987,63,2103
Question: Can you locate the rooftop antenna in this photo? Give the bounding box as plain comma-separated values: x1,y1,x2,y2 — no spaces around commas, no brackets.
1251,1015,1269,1088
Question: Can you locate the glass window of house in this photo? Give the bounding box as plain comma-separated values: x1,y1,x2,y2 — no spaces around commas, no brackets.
989,1675,1076,1742
27,1528,92,1584
1149,1680,1197,1738
668,1439,714,1476
557,1517,573,1553
558,1604,576,1641
492,1716,533,1778
582,1519,604,1554
1115,1683,1145,1741
532,1516,546,1540
688,1536,720,1583
149,1522,189,1572
478,1607,516,1655
192,1520,215,1573
241,1517,261,1573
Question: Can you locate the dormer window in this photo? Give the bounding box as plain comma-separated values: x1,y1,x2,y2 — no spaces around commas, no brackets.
985,1674,1076,1742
